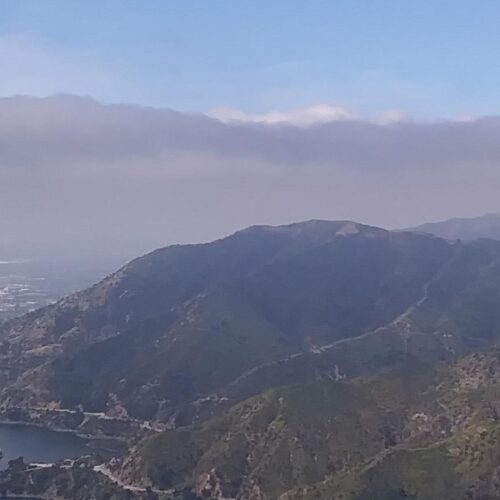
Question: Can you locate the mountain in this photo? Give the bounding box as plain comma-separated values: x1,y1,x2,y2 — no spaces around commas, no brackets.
0,220,455,419
122,350,500,500
3,220,500,498
411,213,500,241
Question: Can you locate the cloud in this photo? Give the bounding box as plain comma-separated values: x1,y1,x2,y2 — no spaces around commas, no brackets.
208,104,409,126
2,95,500,176
1,95,500,258
208,104,357,125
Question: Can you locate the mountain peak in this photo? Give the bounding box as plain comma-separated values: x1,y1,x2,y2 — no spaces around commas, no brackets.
235,219,387,240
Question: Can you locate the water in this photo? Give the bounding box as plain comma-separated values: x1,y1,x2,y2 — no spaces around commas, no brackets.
0,423,91,469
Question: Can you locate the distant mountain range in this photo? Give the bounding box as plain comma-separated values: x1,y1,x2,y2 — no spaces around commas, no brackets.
410,213,500,241
3,219,500,498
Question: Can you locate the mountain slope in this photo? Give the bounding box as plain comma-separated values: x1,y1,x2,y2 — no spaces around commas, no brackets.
3,221,500,498
119,359,435,497
4,221,500,426
118,349,500,499
0,220,461,421
283,349,500,500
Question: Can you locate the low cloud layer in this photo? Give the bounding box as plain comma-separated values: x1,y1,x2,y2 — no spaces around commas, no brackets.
1,95,500,258
208,104,357,125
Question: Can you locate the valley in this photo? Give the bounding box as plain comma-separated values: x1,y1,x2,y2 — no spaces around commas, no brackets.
0,258,127,325
0,261,57,325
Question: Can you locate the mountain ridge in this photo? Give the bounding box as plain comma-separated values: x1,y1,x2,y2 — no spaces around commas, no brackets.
0,219,450,419
409,213,500,242
3,219,500,498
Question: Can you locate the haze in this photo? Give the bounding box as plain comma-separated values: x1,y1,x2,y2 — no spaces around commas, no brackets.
2,1,500,258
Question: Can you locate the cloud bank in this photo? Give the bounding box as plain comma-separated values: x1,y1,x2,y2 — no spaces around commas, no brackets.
208,104,357,125
1,95,500,258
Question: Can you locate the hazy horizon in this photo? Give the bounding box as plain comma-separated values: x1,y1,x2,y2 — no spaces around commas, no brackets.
3,2,500,259
2,94,500,259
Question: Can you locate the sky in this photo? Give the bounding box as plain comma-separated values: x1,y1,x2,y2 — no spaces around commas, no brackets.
2,1,500,258
2,0,500,118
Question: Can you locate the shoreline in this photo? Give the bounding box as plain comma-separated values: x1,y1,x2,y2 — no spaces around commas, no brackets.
0,420,125,454
0,405,162,441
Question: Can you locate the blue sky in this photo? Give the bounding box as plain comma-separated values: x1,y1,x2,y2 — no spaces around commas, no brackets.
1,0,500,117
